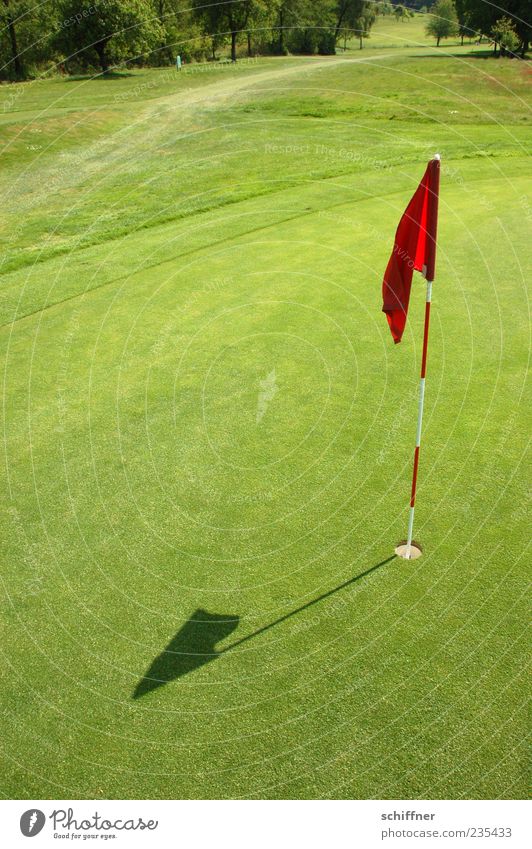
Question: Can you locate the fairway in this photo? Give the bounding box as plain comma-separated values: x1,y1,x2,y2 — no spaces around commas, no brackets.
1,34,530,801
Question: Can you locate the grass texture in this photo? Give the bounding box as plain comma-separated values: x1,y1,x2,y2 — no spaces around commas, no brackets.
0,26,530,799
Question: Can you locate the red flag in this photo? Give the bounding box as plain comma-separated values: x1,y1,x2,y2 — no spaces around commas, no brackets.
382,160,439,343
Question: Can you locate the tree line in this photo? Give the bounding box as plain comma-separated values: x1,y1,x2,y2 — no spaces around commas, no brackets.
1,0,529,81
0,0,380,79
425,0,529,56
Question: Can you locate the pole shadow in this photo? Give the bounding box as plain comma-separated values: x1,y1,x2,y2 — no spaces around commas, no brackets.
133,554,396,698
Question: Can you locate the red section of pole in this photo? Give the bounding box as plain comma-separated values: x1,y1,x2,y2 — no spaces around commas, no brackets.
420,300,432,380
424,157,440,282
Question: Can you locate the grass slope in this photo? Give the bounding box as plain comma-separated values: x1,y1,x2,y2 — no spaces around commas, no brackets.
0,44,530,799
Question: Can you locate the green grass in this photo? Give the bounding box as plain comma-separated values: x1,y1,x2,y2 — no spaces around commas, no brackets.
343,11,476,50
0,44,530,800
344,11,439,49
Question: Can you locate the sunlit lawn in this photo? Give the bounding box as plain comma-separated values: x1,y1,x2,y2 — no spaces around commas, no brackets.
1,43,529,799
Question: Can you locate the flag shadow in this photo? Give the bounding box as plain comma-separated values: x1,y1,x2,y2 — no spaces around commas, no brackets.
133,554,396,698
132,609,239,698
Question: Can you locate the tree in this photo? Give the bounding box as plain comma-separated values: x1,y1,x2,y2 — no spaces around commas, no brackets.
1,0,22,78
209,31,228,61
138,0,207,66
458,0,530,57
0,0,57,80
277,0,336,55
191,0,224,58
356,8,376,48
55,0,162,74
225,1,250,62
151,0,175,64
425,0,458,46
491,17,519,57
497,1,529,56
393,5,408,23
454,0,473,45
274,0,308,54
245,1,274,57
334,0,366,41
192,0,266,62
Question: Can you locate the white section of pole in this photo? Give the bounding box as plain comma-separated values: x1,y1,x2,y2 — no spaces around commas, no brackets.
415,379,426,447
405,506,416,558
404,278,433,559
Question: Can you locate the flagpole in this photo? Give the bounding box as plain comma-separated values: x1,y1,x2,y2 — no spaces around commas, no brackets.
402,154,440,560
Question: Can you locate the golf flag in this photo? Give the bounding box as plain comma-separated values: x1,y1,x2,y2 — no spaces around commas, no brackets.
382,158,440,343
383,155,441,560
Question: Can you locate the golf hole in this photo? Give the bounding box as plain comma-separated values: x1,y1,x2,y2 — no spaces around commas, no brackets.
395,541,423,560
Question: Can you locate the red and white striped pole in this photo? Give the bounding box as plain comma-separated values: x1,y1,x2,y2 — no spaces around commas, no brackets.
402,154,440,559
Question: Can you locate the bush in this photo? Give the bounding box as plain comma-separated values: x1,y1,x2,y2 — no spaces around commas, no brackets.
289,28,319,55
317,29,337,55
491,17,520,56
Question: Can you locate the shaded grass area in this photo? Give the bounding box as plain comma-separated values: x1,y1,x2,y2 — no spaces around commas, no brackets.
0,49,530,800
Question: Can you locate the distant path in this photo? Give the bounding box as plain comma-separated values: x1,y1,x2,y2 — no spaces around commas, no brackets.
162,53,394,112
0,53,396,217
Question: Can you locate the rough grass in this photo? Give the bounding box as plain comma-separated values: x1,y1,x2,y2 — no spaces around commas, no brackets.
0,44,530,800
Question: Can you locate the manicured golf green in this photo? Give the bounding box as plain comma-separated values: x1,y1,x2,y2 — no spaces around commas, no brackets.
1,32,530,799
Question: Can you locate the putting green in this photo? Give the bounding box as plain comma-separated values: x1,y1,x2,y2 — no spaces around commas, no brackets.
1,49,529,799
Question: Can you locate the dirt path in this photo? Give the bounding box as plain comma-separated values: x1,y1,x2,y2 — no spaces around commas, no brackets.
2,53,394,214
161,52,391,112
